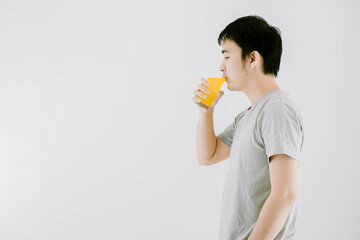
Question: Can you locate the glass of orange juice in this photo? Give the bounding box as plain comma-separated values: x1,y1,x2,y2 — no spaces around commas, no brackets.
196,73,226,110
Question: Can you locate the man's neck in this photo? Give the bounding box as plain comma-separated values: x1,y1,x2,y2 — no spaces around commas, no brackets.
243,75,280,107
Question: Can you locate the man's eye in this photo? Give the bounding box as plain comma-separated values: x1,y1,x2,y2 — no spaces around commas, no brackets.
224,57,229,59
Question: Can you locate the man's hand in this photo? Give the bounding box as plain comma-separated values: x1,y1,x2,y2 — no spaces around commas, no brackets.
191,78,224,112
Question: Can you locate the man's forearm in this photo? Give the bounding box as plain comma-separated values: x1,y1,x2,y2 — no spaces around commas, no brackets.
196,110,216,164
247,193,296,240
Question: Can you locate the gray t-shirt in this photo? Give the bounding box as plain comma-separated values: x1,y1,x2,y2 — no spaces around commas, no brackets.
217,89,304,240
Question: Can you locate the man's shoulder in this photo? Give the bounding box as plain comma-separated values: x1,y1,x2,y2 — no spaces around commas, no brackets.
258,90,301,116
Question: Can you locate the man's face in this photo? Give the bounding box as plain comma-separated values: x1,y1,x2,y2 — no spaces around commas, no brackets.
219,39,250,91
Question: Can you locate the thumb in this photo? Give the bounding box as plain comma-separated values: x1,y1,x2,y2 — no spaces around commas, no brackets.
217,91,224,98
210,91,225,108
213,91,224,103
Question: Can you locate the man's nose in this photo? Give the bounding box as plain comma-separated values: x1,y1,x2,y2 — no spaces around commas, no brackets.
219,63,225,73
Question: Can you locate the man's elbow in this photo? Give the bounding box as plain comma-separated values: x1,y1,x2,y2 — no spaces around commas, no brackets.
198,159,211,166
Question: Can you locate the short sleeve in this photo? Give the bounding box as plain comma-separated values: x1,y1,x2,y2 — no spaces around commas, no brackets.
217,110,246,148
256,102,304,161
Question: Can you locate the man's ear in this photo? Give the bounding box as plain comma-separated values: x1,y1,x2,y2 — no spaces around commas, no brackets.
249,51,261,68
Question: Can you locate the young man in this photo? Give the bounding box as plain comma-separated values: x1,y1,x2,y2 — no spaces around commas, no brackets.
191,15,304,240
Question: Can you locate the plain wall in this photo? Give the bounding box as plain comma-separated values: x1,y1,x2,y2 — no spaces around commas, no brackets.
0,0,359,239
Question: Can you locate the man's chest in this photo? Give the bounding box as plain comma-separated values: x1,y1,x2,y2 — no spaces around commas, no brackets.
229,114,268,174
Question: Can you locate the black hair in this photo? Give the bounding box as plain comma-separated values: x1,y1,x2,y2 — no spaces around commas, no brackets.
218,15,282,77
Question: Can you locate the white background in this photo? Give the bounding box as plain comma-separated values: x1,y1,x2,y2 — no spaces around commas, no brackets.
0,0,359,239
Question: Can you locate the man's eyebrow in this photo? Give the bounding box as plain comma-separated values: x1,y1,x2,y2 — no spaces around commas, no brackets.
222,49,230,54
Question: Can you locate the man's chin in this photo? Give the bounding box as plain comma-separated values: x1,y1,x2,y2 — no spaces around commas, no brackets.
226,81,231,90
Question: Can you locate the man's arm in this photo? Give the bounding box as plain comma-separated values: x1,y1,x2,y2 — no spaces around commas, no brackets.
247,154,298,240
195,109,217,165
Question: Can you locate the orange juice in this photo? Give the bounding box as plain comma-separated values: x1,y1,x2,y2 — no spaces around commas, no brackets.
196,77,226,110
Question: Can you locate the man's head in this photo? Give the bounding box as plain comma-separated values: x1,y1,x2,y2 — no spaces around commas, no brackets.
218,15,282,91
